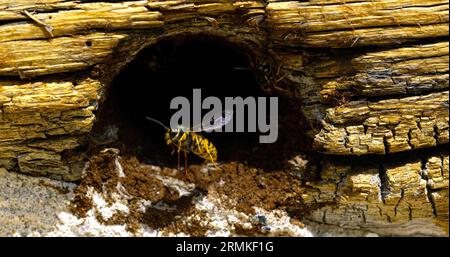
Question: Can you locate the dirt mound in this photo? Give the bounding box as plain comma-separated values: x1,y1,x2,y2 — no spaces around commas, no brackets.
68,146,316,236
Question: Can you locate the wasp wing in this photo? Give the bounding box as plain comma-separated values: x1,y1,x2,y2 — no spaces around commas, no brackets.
191,110,233,132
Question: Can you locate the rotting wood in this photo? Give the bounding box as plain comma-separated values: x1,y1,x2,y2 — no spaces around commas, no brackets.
278,41,449,156
0,0,446,47
313,91,449,155
0,0,448,235
302,148,449,235
0,77,101,180
311,42,449,99
266,0,449,47
0,1,163,43
0,33,127,78
0,77,100,138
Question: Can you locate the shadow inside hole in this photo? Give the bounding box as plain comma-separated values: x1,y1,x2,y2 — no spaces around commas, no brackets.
92,35,310,171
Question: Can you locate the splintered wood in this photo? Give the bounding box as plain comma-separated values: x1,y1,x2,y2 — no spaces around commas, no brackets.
0,0,448,234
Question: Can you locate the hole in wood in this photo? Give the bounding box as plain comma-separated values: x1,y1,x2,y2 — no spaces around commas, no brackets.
89,34,309,171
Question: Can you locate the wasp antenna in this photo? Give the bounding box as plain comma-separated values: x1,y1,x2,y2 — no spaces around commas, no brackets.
233,67,249,71
145,117,169,130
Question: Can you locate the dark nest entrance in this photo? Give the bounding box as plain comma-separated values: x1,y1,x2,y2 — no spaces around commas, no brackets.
90,34,309,171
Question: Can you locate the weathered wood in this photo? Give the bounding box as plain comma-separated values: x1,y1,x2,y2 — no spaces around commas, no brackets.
0,1,162,43
277,41,449,155
302,149,448,234
0,77,100,138
0,0,448,234
267,0,449,47
0,33,127,77
313,91,449,155
0,77,100,179
312,42,449,99
0,0,447,49
267,0,448,31
425,154,449,190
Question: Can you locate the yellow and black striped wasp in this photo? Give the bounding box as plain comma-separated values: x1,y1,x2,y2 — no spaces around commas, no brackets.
146,111,233,175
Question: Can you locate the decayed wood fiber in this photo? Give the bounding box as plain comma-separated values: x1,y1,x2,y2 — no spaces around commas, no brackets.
0,0,447,77
313,91,449,155
277,41,449,155
311,42,449,99
0,33,127,78
0,1,163,42
0,0,446,46
282,41,448,123
0,77,101,180
266,0,449,47
302,149,449,235
0,78,100,136
0,0,264,43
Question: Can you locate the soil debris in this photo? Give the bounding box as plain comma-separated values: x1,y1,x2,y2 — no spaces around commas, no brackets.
67,146,315,236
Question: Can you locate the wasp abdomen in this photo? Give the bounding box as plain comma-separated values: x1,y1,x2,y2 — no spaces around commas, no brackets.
165,130,217,163
190,133,218,163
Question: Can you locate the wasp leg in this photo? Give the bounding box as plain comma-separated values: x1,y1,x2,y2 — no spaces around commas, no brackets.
184,151,188,176
177,133,189,175
206,150,219,169
193,136,211,168
204,142,219,169
177,147,181,172
206,148,219,169
197,137,219,170
177,139,183,172
210,158,220,170
185,134,191,153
